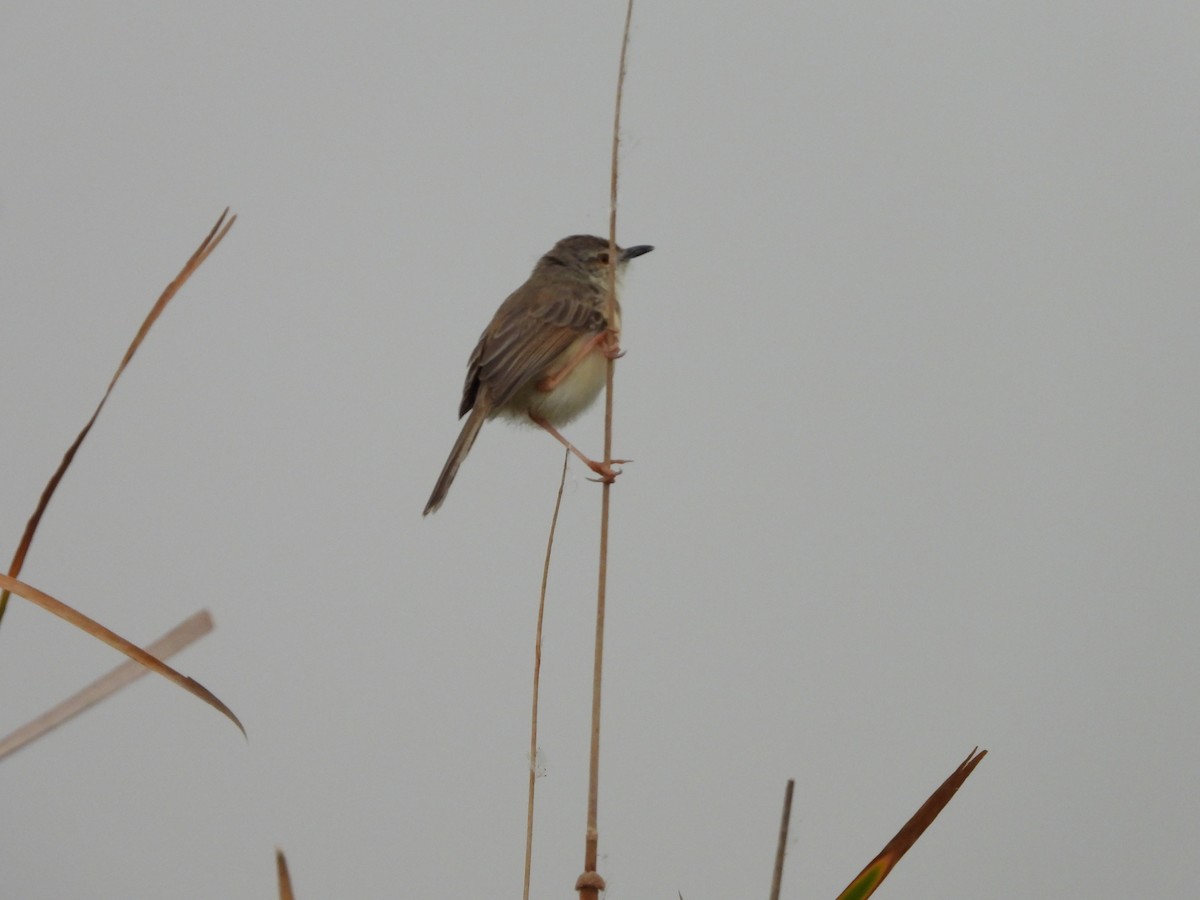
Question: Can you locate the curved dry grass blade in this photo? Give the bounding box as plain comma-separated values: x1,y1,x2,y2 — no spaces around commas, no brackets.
0,209,236,628
835,748,987,900
276,848,295,900
0,574,244,738
0,611,214,760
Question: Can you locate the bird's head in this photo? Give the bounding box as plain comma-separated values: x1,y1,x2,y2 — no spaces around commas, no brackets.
538,234,654,285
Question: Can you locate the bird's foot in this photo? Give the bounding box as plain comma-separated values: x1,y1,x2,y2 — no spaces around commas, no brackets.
585,458,631,483
602,333,624,360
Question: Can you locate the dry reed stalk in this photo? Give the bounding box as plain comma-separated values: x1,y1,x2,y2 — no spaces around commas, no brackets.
523,450,570,900
576,3,636,897
769,779,796,900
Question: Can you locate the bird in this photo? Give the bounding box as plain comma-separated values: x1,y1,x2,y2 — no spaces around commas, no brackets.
423,234,653,515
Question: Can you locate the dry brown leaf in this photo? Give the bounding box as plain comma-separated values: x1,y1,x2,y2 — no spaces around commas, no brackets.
0,574,243,737
0,209,236,627
836,747,987,900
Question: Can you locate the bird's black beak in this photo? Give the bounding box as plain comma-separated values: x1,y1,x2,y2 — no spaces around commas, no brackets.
621,244,654,261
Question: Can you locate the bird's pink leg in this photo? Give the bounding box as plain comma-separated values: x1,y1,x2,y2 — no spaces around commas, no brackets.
528,413,628,483
536,331,623,393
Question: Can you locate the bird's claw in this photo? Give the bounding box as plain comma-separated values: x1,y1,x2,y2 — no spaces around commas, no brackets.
585,459,631,483
602,332,624,360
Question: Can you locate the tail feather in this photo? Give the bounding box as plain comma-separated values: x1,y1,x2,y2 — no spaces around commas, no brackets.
423,405,487,515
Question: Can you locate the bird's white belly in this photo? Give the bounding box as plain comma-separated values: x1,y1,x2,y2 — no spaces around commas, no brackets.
503,341,609,426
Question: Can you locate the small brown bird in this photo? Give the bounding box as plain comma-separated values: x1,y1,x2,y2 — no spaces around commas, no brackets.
423,234,653,515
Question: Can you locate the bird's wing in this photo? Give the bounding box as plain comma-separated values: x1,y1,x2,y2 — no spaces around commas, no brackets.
462,284,607,414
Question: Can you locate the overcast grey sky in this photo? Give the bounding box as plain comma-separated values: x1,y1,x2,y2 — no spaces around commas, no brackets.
2,2,1198,898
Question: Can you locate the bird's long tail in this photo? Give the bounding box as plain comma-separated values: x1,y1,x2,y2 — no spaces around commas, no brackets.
423,405,488,515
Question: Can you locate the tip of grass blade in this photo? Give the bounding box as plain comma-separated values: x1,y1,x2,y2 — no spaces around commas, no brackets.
836,747,987,900
276,848,295,900
0,209,236,631
0,574,245,739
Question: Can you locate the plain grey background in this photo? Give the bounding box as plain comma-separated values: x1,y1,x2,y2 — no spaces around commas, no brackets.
3,2,1198,897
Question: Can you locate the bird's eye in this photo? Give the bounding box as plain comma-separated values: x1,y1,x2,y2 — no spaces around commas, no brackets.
596,252,609,265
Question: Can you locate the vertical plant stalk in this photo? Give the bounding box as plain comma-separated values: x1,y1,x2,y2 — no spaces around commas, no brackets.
769,779,796,900
577,3,635,898
523,450,570,900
